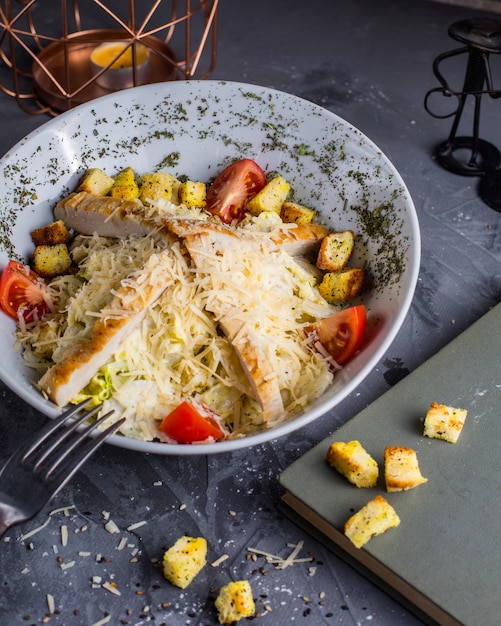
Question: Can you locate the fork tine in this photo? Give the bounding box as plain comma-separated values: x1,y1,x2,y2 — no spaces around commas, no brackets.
20,399,95,463
41,409,116,479
27,403,103,471
40,415,125,497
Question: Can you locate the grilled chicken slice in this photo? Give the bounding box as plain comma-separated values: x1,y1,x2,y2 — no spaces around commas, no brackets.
55,192,326,257
269,223,328,256
54,191,174,242
38,249,174,407
184,230,285,423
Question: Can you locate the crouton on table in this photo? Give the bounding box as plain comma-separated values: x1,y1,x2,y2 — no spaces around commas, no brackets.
384,446,428,492
423,401,468,443
215,580,255,624
162,536,207,589
344,495,401,549
326,440,379,488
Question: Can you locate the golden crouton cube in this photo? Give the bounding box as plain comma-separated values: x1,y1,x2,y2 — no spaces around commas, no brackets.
423,402,468,443
31,220,72,247
316,231,355,271
139,171,179,205
326,440,379,488
32,244,72,278
31,321,59,360
384,446,428,492
76,168,114,196
344,495,400,549
178,180,207,208
215,580,255,624
162,536,207,589
109,167,140,200
246,175,291,215
318,267,364,303
280,201,316,224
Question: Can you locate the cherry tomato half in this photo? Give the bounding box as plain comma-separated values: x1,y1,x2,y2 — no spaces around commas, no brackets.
205,158,266,223
0,260,51,323
160,400,226,443
307,305,367,365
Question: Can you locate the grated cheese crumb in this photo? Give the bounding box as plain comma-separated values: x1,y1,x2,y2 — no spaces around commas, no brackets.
116,537,128,551
104,520,120,534
102,581,121,596
49,505,76,516
18,517,51,541
60,560,75,570
247,540,313,569
211,554,229,567
46,594,55,614
60,524,68,547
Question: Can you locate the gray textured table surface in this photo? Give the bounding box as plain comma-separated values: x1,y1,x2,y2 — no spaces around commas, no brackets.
0,1,499,625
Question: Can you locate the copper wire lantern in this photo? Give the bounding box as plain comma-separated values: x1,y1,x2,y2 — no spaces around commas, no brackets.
0,0,219,116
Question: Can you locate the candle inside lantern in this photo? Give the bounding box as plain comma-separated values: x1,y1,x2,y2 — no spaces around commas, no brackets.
90,41,150,90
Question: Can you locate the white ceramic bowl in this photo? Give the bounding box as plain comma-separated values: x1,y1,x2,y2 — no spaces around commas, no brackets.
0,80,420,455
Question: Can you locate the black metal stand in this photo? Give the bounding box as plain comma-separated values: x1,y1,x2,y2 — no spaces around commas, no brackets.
425,18,501,211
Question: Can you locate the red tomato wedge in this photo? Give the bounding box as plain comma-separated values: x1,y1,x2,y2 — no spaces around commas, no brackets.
205,158,266,223
0,260,51,323
160,401,226,443
307,305,367,365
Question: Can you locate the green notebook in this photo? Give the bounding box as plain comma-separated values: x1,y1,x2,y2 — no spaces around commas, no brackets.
279,304,501,626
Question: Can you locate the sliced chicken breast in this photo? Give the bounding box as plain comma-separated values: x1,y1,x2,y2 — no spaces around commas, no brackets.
184,229,285,423
54,191,174,242
39,249,175,406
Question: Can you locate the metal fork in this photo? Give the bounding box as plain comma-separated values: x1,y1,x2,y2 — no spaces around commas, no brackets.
0,400,124,539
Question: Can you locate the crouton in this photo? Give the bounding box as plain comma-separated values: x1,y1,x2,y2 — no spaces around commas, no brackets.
30,321,59,360
31,220,72,247
344,495,401,549
76,168,114,196
162,536,207,589
246,175,291,215
139,171,179,205
423,402,468,443
318,267,364,303
109,167,140,200
32,244,72,278
384,446,428,492
178,180,207,208
280,201,316,224
326,440,379,488
215,580,255,624
316,230,355,271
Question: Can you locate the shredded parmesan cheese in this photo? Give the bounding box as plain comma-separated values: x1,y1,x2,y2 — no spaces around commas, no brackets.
211,554,229,567
46,593,55,614
18,517,51,541
247,540,312,569
19,211,342,441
